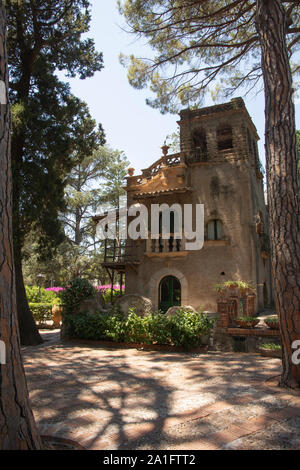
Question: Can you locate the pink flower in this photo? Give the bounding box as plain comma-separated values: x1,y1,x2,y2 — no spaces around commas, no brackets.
45,287,65,292
96,285,125,292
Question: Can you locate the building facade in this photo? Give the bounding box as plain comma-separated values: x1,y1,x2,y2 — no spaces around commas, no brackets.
103,98,273,313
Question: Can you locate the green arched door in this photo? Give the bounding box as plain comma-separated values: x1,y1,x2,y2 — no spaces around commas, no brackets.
158,276,181,313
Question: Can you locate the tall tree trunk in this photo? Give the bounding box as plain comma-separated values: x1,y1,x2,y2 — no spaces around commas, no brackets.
15,254,43,346
10,99,43,347
0,2,42,448
256,0,300,389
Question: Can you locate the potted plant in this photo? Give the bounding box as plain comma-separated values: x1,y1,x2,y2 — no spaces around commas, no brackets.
224,280,238,290
235,316,260,328
127,167,135,177
258,342,282,358
214,283,227,300
236,281,255,297
51,294,63,329
264,316,279,330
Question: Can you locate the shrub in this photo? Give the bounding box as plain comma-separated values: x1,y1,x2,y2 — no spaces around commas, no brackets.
101,288,122,304
237,316,258,321
260,342,281,350
29,302,53,324
63,308,215,349
59,278,96,314
26,285,60,305
166,309,214,349
265,316,279,322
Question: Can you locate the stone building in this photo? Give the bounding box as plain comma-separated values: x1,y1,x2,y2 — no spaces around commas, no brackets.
100,98,273,313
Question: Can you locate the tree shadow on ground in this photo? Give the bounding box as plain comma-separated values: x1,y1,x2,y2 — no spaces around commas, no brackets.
22,330,291,450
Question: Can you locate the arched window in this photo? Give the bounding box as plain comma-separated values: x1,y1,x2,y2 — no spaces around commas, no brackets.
217,125,233,150
206,219,223,241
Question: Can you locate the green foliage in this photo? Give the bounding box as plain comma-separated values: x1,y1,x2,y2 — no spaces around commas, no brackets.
260,343,281,350
29,303,53,324
59,278,96,314
165,131,180,153
22,146,130,286
118,1,300,113
237,316,258,322
64,308,215,349
99,149,130,208
215,280,254,294
214,283,226,294
62,146,129,246
25,285,60,305
102,288,122,304
6,0,105,265
265,316,279,323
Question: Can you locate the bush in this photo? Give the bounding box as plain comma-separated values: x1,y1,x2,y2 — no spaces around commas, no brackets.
237,316,257,321
29,302,53,324
26,285,60,305
101,288,122,304
260,342,281,350
63,308,215,349
265,316,279,322
59,278,96,314
166,309,214,348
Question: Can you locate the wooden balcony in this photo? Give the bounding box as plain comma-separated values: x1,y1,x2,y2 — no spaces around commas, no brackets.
102,240,140,272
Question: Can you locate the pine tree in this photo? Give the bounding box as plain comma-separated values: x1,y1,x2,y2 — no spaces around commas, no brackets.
6,0,105,345
0,1,42,449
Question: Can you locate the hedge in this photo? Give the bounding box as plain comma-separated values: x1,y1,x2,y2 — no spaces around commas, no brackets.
26,285,60,305
29,303,53,324
63,308,215,350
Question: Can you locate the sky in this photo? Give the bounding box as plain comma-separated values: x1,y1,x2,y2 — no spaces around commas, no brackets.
64,0,300,174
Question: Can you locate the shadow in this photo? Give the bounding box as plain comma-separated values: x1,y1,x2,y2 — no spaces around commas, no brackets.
22,332,288,450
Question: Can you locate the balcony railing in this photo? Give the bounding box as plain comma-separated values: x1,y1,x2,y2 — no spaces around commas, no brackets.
146,235,187,254
186,149,208,164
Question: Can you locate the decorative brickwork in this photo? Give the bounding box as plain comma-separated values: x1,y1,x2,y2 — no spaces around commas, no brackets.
245,293,256,317
217,299,229,328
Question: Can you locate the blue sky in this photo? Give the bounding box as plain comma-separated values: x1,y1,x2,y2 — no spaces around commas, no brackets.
65,1,300,173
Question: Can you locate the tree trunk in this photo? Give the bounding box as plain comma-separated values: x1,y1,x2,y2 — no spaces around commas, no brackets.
0,2,42,449
15,254,43,346
256,0,300,389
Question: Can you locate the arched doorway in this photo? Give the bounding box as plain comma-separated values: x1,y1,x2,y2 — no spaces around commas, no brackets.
158,276,181,313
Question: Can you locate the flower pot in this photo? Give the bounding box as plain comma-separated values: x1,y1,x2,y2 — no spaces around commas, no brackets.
265,320,279,330
258,347,281,358
201,334,210,345
52,305,62,328
235,319,259,329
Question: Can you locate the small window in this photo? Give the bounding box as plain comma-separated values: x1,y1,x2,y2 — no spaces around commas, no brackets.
217,126,233,150
192,129,207,153
207,219,223,240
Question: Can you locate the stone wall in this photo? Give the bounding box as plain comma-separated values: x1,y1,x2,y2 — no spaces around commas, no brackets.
124,98,273,313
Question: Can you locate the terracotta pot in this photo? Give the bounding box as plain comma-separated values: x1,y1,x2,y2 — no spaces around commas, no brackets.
52,305,62,328
258,348,281,358
265,320,279,330
235,319,260,329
